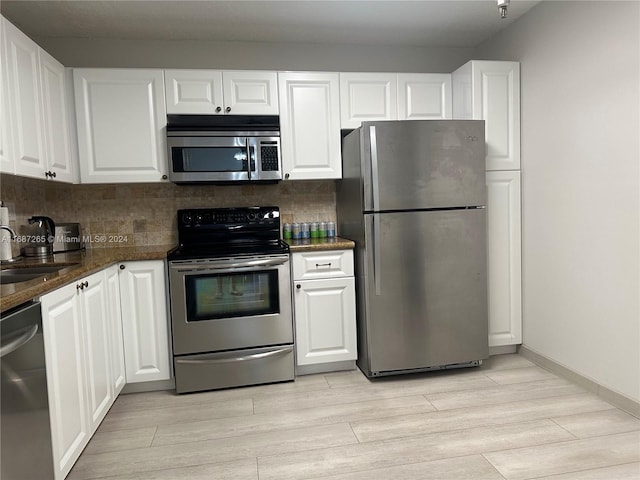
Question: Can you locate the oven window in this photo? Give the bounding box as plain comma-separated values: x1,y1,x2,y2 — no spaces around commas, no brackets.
172,147,255,172
185,270,279,321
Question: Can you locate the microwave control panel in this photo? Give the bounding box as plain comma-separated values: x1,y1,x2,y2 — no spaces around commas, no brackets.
260,144,280,172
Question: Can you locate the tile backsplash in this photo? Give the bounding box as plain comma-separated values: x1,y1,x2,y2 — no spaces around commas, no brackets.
0,174,336,253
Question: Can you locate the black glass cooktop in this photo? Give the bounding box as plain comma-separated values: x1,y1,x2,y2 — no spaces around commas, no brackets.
167,206,288,261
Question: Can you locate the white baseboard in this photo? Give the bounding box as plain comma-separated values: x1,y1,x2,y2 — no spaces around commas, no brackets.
489,345,517,355
121,378,175,394
296,360,357,376
518,345,640,418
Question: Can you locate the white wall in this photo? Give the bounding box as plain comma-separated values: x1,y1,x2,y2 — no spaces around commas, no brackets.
476,1,639,402
34,37,472,73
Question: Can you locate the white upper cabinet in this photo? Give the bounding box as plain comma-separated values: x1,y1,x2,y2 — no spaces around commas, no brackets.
2,16,75,182
222,70,279,115
452,61,520,170
3,17,47,178
397,73,452,120
73,68,168,183
340,73,452,128
278,72,342,180
165,69,278,115
39,49,75,182
0,18,14,174
164,70,223,114
340,73,397,128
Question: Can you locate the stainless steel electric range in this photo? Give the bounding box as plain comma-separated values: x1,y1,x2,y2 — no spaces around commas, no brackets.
167,206,294,394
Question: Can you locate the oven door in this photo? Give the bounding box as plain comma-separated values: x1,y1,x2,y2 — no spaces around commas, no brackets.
169,255,293,355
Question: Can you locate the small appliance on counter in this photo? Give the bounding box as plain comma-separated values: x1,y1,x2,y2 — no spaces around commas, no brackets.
52,223,84,253
22,216,56,257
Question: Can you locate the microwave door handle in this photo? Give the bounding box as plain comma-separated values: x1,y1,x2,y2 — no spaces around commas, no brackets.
246,138,251,180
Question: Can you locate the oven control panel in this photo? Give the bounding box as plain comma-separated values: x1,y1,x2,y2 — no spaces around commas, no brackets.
178,207,280,227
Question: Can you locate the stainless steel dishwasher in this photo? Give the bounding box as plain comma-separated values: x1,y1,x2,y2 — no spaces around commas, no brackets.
1,301,55,479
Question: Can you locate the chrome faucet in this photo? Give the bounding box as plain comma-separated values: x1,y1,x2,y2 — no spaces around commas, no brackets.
0,225,16,239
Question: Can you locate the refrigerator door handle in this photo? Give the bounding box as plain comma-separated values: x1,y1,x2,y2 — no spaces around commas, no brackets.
369,126,380,212
366,215,382,296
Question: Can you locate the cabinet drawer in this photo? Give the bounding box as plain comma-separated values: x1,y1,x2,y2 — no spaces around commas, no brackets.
292,250,354,280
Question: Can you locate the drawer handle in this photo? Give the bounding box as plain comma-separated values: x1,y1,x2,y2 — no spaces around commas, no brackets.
316,263,332,268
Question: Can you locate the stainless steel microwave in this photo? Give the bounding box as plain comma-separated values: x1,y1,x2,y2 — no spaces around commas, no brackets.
167,115,282,183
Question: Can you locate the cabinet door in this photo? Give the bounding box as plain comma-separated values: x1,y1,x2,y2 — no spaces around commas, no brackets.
105,265,126,395
339,73,397,128
74,68,168,183
3,17,47,179
41,283,89,480
0,18,14,174
294,277,357,365
473,62,520,170
222,70,279,115
164,69,224,114
119,260,171,383
453,61,520,170
79,270,112,430
486,170,522,347
397,73,452,120
278,72,341,180
40,48,74,183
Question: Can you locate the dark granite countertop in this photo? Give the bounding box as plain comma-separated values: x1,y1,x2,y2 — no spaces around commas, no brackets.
1,239,357,312
1,245,174,313
285,236,355,252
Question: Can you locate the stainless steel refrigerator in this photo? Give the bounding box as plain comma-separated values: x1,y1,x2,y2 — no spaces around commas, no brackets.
337,120,488,377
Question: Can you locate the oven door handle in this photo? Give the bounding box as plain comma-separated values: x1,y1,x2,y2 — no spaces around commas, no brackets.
170,257,289,271
175,346,293,365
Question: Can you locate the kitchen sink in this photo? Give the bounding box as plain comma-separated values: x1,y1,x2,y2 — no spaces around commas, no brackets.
0,265,75,285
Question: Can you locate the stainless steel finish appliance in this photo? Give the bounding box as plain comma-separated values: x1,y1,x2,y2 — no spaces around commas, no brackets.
336,120,489,378
1,301,55,479
53,223,84,253
167,206,293,393
167,115,282,184
22,216,56,257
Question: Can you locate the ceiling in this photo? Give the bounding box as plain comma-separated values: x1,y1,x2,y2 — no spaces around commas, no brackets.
0,0,540,48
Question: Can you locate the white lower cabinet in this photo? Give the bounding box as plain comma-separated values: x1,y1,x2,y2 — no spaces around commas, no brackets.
105,265,126,395
118,260,171,383
41,260,170,479
486,170,522,347
292,250,357,373
78,270,112,431
41,269,115,480
41,280,90,480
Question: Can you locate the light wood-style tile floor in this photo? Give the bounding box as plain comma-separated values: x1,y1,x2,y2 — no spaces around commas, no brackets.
69,354,640,480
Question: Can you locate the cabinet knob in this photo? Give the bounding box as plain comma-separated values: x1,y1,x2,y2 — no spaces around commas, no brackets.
216,106,222,113
51,171,57,178
225,106,231,113
285,173,290,180
296,284,301,289
120,264,125,270
76,281,88,290
162,174,168,180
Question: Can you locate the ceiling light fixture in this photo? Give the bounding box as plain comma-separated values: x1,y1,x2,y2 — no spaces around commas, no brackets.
497,0,510,19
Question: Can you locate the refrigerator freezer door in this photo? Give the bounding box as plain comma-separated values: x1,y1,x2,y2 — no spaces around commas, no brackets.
361,209,488,375
363,120,486,212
